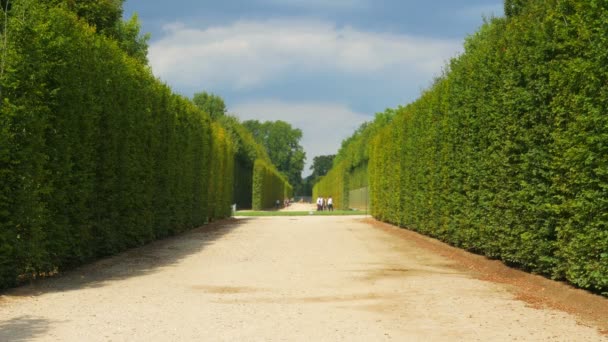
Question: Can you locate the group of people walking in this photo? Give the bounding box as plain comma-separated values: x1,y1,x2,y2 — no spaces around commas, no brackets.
316,196,333,211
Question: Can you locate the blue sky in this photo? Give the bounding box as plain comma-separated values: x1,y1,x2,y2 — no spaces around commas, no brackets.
123,0,503,175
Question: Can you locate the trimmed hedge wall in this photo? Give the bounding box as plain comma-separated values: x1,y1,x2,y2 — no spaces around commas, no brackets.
321,0,608,294
218,115,273,210
313,161,348,209
252,159,292,210
313,109,394,210
0,3,234,289
208,123,235,220
368,0,608,294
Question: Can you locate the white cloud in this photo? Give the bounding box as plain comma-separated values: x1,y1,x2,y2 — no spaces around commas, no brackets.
148,19,462,90
230,100,370,176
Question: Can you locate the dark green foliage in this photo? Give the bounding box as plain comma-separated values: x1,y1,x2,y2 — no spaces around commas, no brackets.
0,2,233,289
504,0,526,17
297,175,314,196
218,115,273,210
252,159,292,210
48,0,125,36
309,155,335,181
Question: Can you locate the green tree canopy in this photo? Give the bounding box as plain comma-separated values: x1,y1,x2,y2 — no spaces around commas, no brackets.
115,14,150,64
47,0,125,35
310,155,335,181
40,0,149,63
192,92,227,120
504,0,526,17
217,115,270,163
243,120,306,189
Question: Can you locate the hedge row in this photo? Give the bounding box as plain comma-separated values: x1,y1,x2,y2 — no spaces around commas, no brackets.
368,0,608,294
319,0,607,294
313,109,395,210
208,123,236,220
252,159,293,210
312,161,348,209
0,3,235,289
218,115,273,210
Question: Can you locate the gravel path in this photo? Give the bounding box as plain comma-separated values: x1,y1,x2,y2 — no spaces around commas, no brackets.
1,216,606,341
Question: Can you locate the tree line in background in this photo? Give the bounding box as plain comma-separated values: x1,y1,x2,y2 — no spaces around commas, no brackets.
315,0,608,295
0,1,291,290
242,119,306,193
190,92,306,198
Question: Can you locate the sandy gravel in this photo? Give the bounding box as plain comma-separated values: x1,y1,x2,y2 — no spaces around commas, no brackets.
1,216,606,341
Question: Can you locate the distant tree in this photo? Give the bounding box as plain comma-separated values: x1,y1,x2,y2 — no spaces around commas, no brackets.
505,0,526,18
115,14,150,64
243,120,306,189
310,155,335,181
47,0,125,35
192,92,227,120
297,174,314,197
42,0,149,63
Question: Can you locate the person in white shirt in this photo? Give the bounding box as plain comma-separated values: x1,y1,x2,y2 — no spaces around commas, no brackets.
327,196,334,211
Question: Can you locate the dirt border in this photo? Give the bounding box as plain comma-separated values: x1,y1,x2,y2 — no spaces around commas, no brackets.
363,218,608,335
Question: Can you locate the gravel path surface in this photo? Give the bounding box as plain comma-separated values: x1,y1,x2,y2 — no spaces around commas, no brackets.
1,216,606,341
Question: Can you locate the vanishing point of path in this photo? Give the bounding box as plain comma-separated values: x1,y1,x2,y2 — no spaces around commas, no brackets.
1,214,607,341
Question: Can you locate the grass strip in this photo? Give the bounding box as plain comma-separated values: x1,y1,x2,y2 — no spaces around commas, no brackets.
234,210,367,217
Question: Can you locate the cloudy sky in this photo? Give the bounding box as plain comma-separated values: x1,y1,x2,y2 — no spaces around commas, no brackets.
123,0,503,175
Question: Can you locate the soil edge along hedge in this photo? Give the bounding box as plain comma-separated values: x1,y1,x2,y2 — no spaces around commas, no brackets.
0,2,237,289
321,0,608,295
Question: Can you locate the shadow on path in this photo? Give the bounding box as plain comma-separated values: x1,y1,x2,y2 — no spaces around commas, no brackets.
0,316,57,341
3,218,252,297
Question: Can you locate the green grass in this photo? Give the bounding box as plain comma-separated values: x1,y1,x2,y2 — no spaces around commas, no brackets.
234,210,367,217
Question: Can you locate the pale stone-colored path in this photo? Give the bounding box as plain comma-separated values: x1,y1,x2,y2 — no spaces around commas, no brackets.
279,202,316,211
0,216,606,341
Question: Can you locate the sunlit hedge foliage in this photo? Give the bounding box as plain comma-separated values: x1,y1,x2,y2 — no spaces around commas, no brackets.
313,161,348,209
327,0,608,294
372,1,608,294
313,109,395,210
0,3,235,289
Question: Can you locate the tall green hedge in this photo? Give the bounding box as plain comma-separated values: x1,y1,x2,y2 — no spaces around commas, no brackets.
0,2,234,289
252,159,292,210
368,0,608,294
313,161,348,209
218,115,272,210
208,123,235,220
324,0,608,294
313,109,395,210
